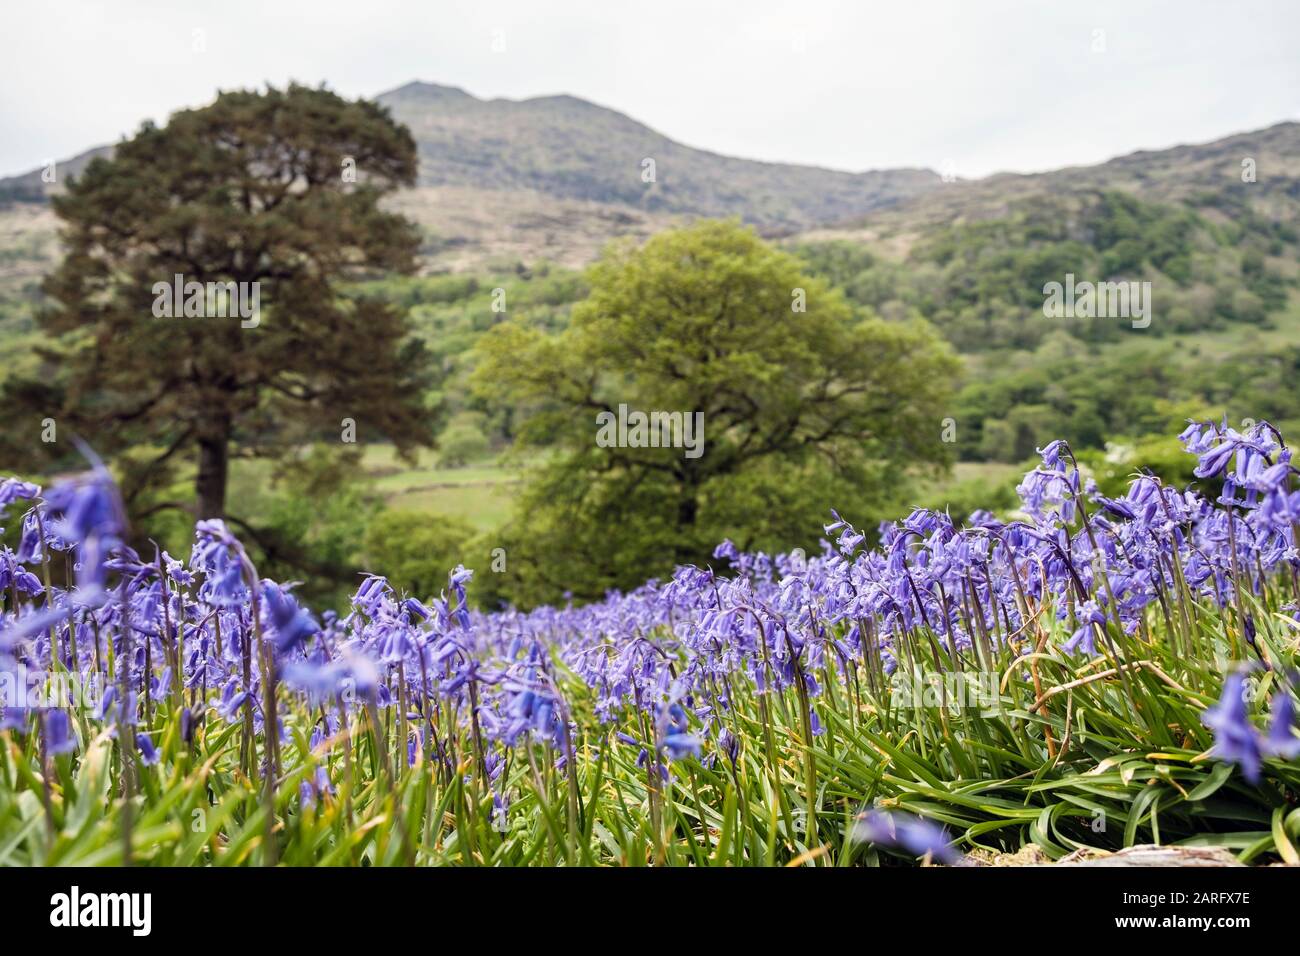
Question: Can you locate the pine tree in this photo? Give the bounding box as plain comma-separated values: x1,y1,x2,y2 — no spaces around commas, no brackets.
22,84,435,520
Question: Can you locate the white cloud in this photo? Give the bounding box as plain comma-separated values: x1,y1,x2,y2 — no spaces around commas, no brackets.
1,0,1297,178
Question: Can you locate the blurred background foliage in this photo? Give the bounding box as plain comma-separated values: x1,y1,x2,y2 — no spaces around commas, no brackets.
2,94,1298,611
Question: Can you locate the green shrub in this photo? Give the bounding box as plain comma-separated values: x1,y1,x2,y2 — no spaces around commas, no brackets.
363,509,475,601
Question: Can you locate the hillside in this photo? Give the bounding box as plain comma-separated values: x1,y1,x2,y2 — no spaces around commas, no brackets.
2,89,1298,458
799,121,1300,253
0,81,939,278
0,82,939,231
787,121,1300,463
2,85,1295,282
377,82,939,228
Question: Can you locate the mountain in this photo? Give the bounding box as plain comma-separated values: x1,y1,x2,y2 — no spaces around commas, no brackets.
798,120,1300,252
0,83,938,232
0,146,112,205
0,83,1296,297
375,81,939,229
0,82,941,275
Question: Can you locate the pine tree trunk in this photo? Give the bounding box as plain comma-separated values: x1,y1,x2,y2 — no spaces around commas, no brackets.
195,418,231,519
674,467,700,564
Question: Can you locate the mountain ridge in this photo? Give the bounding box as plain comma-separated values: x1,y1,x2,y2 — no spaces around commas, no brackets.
0,80,941,231
0,84,1296,277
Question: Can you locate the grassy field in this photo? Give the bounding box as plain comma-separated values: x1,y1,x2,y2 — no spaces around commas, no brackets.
359,447,525,532
357,448,1026,536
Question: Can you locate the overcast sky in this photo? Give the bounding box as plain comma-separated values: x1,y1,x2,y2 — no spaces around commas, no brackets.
2,0,1297,179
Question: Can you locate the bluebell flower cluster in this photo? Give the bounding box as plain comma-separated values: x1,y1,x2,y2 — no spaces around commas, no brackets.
2,418,1299,837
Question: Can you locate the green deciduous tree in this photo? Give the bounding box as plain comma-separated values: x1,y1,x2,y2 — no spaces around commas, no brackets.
473,220,959,606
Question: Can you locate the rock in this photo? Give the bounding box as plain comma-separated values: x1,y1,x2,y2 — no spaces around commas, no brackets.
960,843,1245,867
1054,844,1243,867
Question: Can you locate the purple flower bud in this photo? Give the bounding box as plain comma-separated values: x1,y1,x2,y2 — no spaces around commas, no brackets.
853,809,959,864
42,709,75,756
136,733,160,766
1264,693,1300,759
1202,673,1263,783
